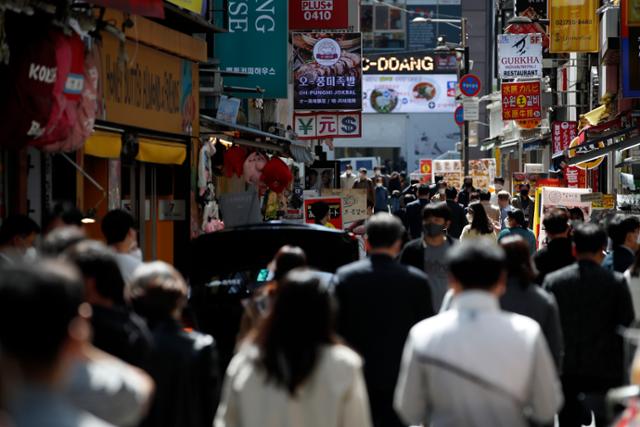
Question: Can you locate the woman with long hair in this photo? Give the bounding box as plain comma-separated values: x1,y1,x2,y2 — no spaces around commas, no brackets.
460,201,496,241
215,269,372,427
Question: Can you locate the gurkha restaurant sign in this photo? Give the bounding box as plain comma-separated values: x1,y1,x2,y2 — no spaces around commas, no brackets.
100,33,198,135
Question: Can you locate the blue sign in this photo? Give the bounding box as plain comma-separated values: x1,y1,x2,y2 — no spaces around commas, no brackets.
454,105,464,126
459,74,481,97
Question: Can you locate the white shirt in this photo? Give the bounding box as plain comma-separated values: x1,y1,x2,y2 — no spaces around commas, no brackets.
215,344,372,427
113,253,142,284
624,270,640,322
340,172,357,190
394,291,563,427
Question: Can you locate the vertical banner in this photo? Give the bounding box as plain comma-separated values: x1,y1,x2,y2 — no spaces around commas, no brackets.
293,33,362,110
215,0,288,98
551,121,577,156
549,0,599,53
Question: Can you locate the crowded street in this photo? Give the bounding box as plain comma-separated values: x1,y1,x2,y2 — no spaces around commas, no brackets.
2,0,640,426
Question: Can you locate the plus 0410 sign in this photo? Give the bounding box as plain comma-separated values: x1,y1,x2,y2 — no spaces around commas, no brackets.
289,0,349,30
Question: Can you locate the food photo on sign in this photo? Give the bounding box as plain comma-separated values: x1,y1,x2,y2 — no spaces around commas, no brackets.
293,32,362,111
362,75,456,114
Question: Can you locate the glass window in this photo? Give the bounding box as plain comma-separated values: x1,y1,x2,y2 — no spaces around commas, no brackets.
361,4,373,33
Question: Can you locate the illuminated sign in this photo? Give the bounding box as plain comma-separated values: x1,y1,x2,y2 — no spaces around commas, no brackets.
363,52,457,75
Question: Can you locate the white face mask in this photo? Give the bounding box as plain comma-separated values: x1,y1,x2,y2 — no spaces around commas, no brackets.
376,182,383,187
24,247,37,262
130,247,143,261
438,188,446,195
466,214,474,223
495,184,503,191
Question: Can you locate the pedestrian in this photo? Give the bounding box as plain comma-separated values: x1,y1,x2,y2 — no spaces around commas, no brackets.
511,184,535,229
444,187,467,238
40,225,87,258
497,190,514,231
101,209,142,283
568,207,585,223
393,193,414,228
498,209,537,255
404,184,430,240
490,176,505,204
332,213,433,427
374,176,389,213
394,240,563,427
44,202,84,234
215,269,372,427
534,208,575,284
457,176,476,207
603,215,640,273
400,202,457,310
353,168,375,208
0,214,40,265
340,164,357,190
479,189,500,228
389,190,402,215
388,171,402,193
624,251,640,322
500,235,564,369
130,262,221,427
544,223,635,426
430,180,447,203
460,202,497,241
0,261,115,427
65,240,153,368
310,201,336,229
399,172,410,192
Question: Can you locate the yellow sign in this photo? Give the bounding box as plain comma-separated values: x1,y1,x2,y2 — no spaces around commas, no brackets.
166,0,205,15
568,136,605,170
629,0,640,26
517,118,542,129
549,0,599,53
99,33,199,135
592,194,616,210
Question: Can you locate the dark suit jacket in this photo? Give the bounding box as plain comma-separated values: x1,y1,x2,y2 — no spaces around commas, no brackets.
332,255,434,426
533,237,575,284
544,260,635,387
602,246,636,273
446,199,467,238
404,198,429,240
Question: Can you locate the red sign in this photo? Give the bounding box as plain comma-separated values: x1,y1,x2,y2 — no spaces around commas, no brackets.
501,81,541,121
552,121,577,155
419,159,433,183
304,197,343,229
289,0,348,30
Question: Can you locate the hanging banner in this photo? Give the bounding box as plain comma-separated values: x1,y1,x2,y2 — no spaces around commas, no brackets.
501,81,541,121
293,111,362,140
215,0,288,99
552,121,578,156
549,0,599,53
293,33,362,111
497,33,543,79
289,0,348,30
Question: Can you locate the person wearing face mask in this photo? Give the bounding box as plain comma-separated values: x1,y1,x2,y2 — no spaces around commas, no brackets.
459,202,497,242
497,191,514,231
456,177,476,208
353,168,375,208
400,202,457,311
340,164,357,190
430,181,447,203
101,209,144,284
374,176,390,213
498,209,537,255
602,215,640,273
511,184,535,229
490,177,505,205
0,214,41,265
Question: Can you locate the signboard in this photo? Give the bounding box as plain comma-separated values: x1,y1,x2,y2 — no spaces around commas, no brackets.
289,0,348,30
293,33,362,110
320,189,367,224
580,192,603,203
549,0,599,53
462,98,479,121
158,199,186,221
512,172,549,195
497,33,543,79
593,194,615,210
628,0,640,26
516,0,547,18
215,0,288,98
293,111,362,139
216,96,241,124
363,74,457,114
552,121,578,155
538,187,592,245
568,136,605,170
167,0,206,15
362,53,457,75
407,2,462,50
100,33,198,135
419,159,433,183
501,81,541,121
459,74,481,97
433,159,496,190
622,1,640,97
454,105,464,126
304,197,343,229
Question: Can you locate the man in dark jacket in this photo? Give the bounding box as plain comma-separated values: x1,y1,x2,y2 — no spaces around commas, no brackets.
544,223,635,427
353,168,375,209
534,208,575,284
603,215,640,273
333,213,434,427
456,176,476,207
444,187,466,238
404,184,430,240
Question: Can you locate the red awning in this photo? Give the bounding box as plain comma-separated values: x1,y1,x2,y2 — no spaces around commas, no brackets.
91,0,164,18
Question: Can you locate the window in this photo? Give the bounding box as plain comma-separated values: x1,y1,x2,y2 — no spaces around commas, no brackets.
360,0,406,50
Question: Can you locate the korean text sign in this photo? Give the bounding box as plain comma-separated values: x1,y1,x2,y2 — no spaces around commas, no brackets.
304,197,343,229
214,0,288,98
289,0,348,30
293,33,362,110
549,0,599,53
501,81,541,121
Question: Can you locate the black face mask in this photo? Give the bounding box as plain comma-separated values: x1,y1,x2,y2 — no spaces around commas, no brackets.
520,190,529,197
423,223,445,237
464,182,473,189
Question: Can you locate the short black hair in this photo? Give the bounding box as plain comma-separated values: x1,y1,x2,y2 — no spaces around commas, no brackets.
101,209,135,245
445,187,458,200
0,261,83,368
273,246,307,281
494,177,505,184
479,190,491,202
507,209,526,227
0,215,40,245
359,168,367,174
365,213,405,249
446,240,506,290
423,202,452,222
310,202,330,224
543,208,570,235
65,241,126,304
434,175,444,183
608,215,640,246
345,164,353,170
41,226,87,257
573,223,607,254
47,202,84,228
417,184,431,197
130,262,188,327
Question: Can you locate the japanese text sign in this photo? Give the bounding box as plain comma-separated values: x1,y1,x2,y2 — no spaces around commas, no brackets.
293,33,362,111
289,0,348,30
294,111,361,140
498,33,543,79
501,81,541,121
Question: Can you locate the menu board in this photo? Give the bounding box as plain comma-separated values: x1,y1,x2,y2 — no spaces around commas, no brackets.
433,159,496,190
363,74,457,114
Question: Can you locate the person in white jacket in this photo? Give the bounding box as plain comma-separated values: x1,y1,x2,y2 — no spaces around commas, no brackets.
215,269,372,427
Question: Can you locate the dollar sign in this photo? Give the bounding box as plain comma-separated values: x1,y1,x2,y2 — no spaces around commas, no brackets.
341,117,357,133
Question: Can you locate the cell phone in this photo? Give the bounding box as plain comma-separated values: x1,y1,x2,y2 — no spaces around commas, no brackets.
256,268,272,282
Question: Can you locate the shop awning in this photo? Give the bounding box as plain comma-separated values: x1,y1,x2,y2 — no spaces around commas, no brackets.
523,135,551,151
289,143,315,165
200,115,293,146
84,132,122,159
480,137,499,151
566,135,640,166
135,138,186,165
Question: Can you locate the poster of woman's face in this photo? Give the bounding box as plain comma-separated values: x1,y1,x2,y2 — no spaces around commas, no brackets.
306,168,335,190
